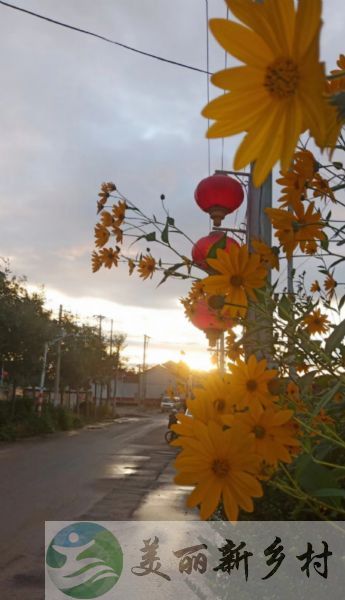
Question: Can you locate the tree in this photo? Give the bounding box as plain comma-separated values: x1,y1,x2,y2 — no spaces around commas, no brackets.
0,267,53,396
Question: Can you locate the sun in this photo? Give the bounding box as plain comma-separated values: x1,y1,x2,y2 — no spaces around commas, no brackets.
182,351,214,372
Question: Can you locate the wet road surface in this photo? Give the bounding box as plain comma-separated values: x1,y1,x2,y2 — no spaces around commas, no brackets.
0,412,193,599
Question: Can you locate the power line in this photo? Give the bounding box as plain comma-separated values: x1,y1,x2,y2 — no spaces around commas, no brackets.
205,0,211,176
0,0,212,75
221,6,230,171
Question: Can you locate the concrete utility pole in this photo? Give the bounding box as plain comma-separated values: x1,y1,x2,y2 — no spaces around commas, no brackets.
54,304,63,406
246,166,273,360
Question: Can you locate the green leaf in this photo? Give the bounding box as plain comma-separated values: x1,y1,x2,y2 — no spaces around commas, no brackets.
156,262,184,287
207,234,227,260
339,294,345,312
313,488,345,498
167,216,175,226
320,237,329,252
325,318,345,354
295,456,341,506
330,91,345,121
312,380,342,416
161,219,169,243
277,294,292,321
145,232,156,242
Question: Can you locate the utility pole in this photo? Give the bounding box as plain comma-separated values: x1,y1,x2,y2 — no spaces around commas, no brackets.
109,319,114,355
108,319,114,413
239,0,273,362
94,314,105,338
38,342,49,416
93,314,105,406
246,166,273,361
54,304,63,406
141,335,150,407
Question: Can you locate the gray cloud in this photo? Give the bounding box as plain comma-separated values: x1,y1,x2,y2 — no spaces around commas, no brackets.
0,0,344,316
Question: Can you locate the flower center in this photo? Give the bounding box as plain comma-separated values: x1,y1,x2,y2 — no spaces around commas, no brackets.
253,425,266,439
212,458,230,478
246,379,258,392
264,58,300,99
214,398,226,413
230,274,243,287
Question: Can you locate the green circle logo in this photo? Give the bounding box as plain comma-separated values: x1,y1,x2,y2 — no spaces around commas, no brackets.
46,522,123,598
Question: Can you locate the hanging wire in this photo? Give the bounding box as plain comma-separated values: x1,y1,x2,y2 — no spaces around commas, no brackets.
220,7,230,171
205,0,211,176
0,0,212,75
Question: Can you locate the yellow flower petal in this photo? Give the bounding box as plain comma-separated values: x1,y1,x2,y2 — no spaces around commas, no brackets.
209,19,273,68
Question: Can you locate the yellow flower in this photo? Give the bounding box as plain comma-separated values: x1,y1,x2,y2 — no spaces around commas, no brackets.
333,392,343,404
99,247,120,269
203,246,267,318
266,201,325,258
186,281,205,303
286,381,300,401
312,408,335,429
112,200,127,225
303,308,330,335
202,0,326,186
229,355,277,411
94,223,110,248
186,372,234,425
223,404,299,466
170,412,195,444
277,149,316,209
225,331,243,363
277,171,306,210
324,273,337,300
138,255,156,280
91,251,102,273
305,240,317,255
294,149,318,180
128,258,135,275
105,181,116,192
310,280,320,293
252,239,279,271
284,381,307,413
100,211,114,227
296,363,309,375
174,420,262,521
311,173,336,202
112,224,123,244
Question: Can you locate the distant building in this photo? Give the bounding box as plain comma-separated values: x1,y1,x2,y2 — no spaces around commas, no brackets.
139,363,182,405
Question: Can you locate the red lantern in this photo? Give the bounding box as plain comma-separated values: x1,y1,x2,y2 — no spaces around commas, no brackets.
192,231,239,271
190,298,232,347
194,174,244,226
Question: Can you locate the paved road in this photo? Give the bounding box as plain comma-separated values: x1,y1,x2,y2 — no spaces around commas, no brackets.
0,412,191,599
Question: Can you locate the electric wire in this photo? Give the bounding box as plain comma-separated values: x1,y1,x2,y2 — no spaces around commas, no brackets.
0,0,212,75
205,0,211,176
220,6,229,172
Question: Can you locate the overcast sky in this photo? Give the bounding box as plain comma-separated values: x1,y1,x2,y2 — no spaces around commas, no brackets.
1,0,344,369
